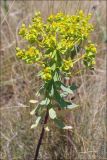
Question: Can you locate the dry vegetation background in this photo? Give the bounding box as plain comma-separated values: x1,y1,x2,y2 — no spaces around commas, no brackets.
0,0,107,160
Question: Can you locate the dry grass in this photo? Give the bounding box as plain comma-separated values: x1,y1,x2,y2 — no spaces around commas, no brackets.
0,0,106,160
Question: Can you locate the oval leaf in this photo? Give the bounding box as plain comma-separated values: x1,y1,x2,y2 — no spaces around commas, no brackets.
40,98,50,106
29,100,38,104
49,108,57,119
63,126,73,130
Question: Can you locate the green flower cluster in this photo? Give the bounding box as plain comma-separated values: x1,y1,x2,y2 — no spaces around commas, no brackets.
83,42,97,69
16,11,96,81
16,46,41,63
41,67,52,81
62,58,73,71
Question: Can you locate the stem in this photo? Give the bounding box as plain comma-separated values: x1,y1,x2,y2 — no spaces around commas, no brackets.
34,108,49,160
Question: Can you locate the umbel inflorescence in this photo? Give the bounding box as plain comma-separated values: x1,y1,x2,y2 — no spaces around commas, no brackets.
16,11,96,129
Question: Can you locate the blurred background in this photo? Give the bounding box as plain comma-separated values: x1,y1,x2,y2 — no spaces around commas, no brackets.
0,0,106,160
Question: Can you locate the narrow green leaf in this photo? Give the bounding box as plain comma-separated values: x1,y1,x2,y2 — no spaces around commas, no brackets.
66,103,79,109
49,85,54,97
31,116,41,129
70,83,78,91
54,118,65,128
57,53,62,67
40,98,50,106
51,50,57,58
51,63,56,71
54,90,67,108
61,85,73,94
36,85,44,96
60,92,68,98
30,108,36,115
45,80,53,91
53,72,59,82
30,104,41,115
54,81,61,89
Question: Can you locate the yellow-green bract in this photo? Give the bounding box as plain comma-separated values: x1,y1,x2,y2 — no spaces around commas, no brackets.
16,10,97,81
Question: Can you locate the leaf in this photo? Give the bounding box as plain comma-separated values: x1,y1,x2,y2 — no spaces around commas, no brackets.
60,92,68,98
30,108,36,115
66,103,79,110
54,81,62,89
55,81,75,94
53,84,73,108
57,53,62,67
49,85,54,97
61,85,73,94
63,126,73,130
49,108,57,119
51,63,56,71
40,98,50,106
70,83,78,91
51,50,57,58
45,48,52,54
39,86,45,94
36,85,44,96
30,104,40,115
53,72,59,82
31,116,41,129
45,80,53,91
45,80,55,97
29,100,38,104
54,118,65,129
54,90,67,108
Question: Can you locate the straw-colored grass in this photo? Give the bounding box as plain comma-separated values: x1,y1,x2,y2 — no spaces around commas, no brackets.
0,1,106,159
